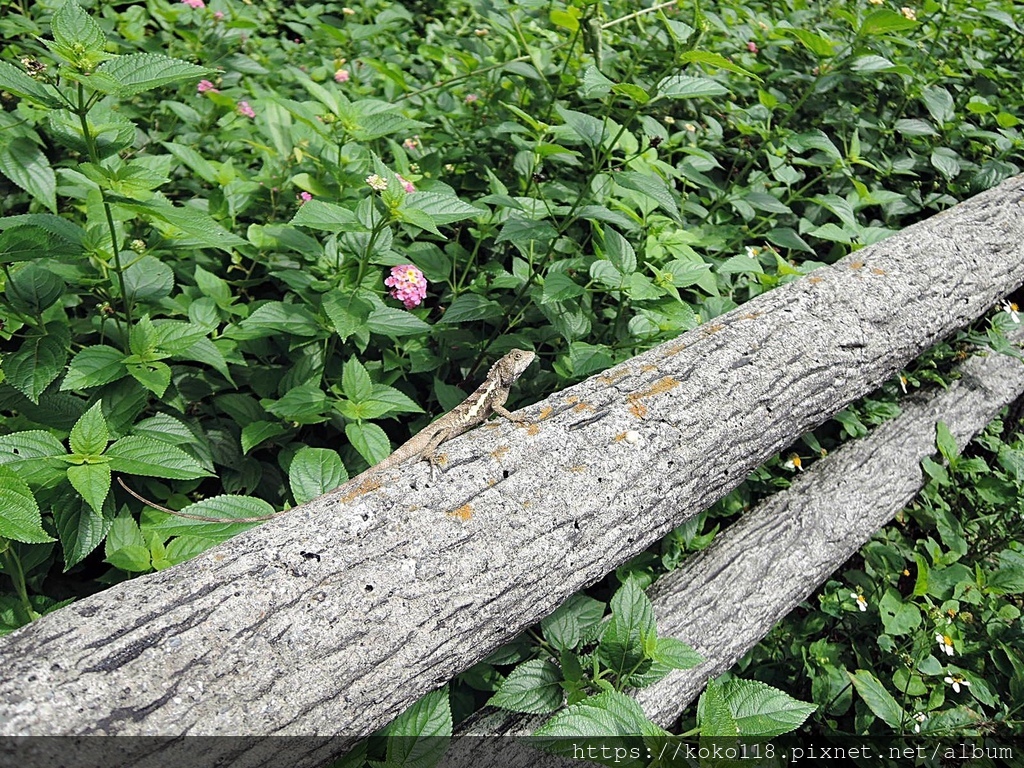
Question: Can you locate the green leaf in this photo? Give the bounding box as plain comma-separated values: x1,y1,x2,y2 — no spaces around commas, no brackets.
116,195,248,253
858,8,918,36
53,488,110,570
611,83,650,104
62,345,128,390
289,200,361,233
698,678,740,737
322,290,372,341
535,690,661,757
542,604,581,652
48,107,136,159
679,49,763,78
784,29,837,58
0,138,57,213
289,446,347,505
126,360,171,397
615,171,681,220
720,678,815,738
264,382,328,423
651,637,703,669
342,357,374,402
402,191,481,226
107,436,212,480
384,686,452,768
0,465,54,543
556,105,609,149
0,60,63,108
67,462,111,516
345,421,392,466
550,8,581,32
848,669,905,728
69,402,109,456
51,0,107,57
921,86,955,124
598,578,655,677
143,495,273,537
437,294,503,324
4,333,67,404
234,302,322,339
487,659,564,714
6,262,65,314
91,54,212,97
936,421,959,463
930,148,961,180
657,74,729,99
122,255,174,303
541,272,585,304
365,306,430,337
105,512,150,572
0,430,67,485
240,421,288,455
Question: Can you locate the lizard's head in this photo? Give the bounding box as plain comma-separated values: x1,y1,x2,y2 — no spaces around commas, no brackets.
495,348,536,382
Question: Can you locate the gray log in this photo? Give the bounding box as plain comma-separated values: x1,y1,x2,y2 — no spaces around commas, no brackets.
450,326,1024,768
1,176,1023,767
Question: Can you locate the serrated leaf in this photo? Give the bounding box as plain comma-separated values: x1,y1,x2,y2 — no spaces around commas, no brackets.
598,578,655,677
438,294,503,324
556,105,609,149
657,74,729,99
48,107,136,159
51,0,107,56
123,255,174,303
6,262,65,315
784,28,838,58
342,357,374,402
142,495,273,537
0,138,57,213
384,686,452,768
680,49,763,78
0,60,63,108
720,678,815,738
62,345,128,390
615,171,680,220
234,302,322,339
4,333,67,404
848,669,905,728
289,446,347,504
488,659,564,714
107,435,211,479
289,200,361,233
92,54,212,97
402,192,481,226
69,402,109,456
936,420,959,463
67,462,111,516
264,382,328,423
53,487,111,570
240,421,288,455
345,421,392,465
0,465,54,543
652,637,703,669
116,195,247,253
859,8,918,36
0,430,67,486
126,360,171,397
322,289,372,341
698,678,740,737
365,306,430,337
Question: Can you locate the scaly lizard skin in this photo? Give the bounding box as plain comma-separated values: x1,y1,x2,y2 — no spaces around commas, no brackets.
119,349,536,521
344,347,536,486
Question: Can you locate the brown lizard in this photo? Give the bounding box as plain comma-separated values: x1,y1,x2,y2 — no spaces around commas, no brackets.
119,348,536,521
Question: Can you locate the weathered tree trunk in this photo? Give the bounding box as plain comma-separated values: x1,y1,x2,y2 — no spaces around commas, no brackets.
0,177,1022,768
448,325,1024,768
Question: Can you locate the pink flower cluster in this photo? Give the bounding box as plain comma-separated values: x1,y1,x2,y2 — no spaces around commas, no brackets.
197,79,218,93
237,100,255,118
334,69,350,83
396,174,415,193
180,0,204,8
384,264,428,309
297,191,312,204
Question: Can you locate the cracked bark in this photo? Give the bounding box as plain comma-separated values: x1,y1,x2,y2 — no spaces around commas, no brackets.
0,176,1022,768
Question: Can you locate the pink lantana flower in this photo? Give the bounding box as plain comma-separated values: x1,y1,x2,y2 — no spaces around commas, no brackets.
180,0,205,8
298,192,313,204
384,265,428,309
214,10,224,20
197,79,218,93
396,174,416,194
747,41,759,53
465,93,478,103
237,101,255,118
334,69,350,83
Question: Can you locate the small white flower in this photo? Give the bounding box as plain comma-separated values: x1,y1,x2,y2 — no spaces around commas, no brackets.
365,174,388,192
936,634,954,657
1002,300,1020,324
784,454,803,472
624,430,641,445
898,374,908,394
745,246,760,259
913,712,926,733
851,592,867,612
944,674,970,693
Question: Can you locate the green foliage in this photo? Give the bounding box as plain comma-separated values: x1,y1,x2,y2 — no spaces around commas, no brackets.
0,0,1021,753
